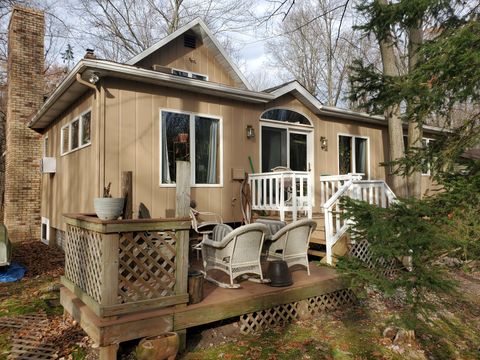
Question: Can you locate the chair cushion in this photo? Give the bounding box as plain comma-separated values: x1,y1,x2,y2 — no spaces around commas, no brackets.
255,219,286,236
212,224,233,242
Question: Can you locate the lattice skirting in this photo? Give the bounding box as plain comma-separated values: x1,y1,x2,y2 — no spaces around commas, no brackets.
239,288,356,334
349,239,400,277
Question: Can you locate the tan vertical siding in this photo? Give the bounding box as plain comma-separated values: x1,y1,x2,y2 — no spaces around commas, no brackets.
41,93,98,230
136,36,236,87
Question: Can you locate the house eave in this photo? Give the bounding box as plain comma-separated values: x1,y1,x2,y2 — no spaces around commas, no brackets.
29,59,273,131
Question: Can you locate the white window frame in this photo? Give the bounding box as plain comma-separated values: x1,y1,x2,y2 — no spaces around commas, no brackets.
337,133,371,179
41,217,50,245
171,68,209,81
60,108,92,156
159,108,223,188
43,135,49,157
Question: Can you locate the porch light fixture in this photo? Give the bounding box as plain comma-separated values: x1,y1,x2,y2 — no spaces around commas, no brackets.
88,72,100,84
320,136,328,151
246,125,255,139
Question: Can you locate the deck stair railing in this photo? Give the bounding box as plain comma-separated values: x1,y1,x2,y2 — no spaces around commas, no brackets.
249,171,312,221
320,173,363,206
322,177,397,265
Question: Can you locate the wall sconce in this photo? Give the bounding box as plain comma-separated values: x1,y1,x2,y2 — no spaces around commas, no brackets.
88,72,100,84
320,136,328,151
246,125,255,139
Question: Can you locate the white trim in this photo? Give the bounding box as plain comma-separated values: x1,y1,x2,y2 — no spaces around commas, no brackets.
41,217,49,245
422,137,434,176
126,18,252,90
159,108,224,188
337,133,371,180
43,135,49,157
60,108,92,156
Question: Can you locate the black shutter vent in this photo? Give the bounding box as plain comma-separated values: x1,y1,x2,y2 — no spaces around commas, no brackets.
184,34,196,49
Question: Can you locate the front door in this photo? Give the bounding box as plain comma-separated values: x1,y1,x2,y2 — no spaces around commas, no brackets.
261,125,311,172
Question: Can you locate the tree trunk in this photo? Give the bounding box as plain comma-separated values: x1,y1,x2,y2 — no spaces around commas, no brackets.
378,15,407,197
407,21,423,199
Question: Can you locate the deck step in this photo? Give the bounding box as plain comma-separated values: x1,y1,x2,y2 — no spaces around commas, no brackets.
308,249,326,258
310,236,326,245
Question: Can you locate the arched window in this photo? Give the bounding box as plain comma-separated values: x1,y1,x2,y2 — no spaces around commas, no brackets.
260,108,312,126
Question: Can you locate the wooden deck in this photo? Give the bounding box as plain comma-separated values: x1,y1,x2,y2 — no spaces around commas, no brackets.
60,263,347,347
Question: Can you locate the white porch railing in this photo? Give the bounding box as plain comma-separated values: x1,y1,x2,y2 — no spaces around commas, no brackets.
320,173,363,206
249,171,312,221
322,177,397,265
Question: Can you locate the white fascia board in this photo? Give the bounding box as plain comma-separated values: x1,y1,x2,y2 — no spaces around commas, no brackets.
126,18,252,91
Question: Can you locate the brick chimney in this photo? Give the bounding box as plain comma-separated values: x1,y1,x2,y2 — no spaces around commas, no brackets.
4,6,44,242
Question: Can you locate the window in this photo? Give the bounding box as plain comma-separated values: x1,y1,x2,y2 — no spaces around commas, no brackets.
40,217,49,245
71,119,79,150
338,135,369,177
161,110,221,186
60,109,92,155
422,138,434,175
81,111,91,145
171,68,208,81
260,109,311,126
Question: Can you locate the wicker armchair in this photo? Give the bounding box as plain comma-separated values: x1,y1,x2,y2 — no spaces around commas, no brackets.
202,223,268,288
267,219,317,275
190,208,223,259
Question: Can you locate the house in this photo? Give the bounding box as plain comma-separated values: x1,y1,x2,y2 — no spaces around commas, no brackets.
27,17,441,247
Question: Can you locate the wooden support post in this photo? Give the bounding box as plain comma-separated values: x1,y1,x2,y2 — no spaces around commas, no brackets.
48,226,57,248
100,233,120,306
121,171,133,219
99,343,119,360
174,161,191,352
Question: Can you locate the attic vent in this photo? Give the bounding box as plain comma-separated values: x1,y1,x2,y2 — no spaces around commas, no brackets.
184,34,196,49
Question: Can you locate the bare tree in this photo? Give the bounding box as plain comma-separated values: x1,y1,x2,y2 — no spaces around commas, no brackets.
265,0,358,106
70,0,255,62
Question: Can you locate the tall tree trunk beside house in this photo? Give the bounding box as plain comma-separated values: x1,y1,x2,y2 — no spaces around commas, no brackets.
406,21,423,199
378,26,407,197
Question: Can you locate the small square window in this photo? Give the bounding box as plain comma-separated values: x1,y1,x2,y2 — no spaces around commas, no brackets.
81,111,91,145
192,73,207,81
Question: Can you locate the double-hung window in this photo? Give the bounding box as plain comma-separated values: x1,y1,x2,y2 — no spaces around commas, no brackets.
338,135,369,177
61,110,92,155
160,110,222,186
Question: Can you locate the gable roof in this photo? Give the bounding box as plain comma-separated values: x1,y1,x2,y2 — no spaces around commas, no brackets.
126,17,252,90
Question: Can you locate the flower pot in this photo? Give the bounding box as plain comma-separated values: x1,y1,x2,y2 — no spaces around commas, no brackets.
136,332,179,360
177,133,189,143
266,260,292,287
93,197,125,220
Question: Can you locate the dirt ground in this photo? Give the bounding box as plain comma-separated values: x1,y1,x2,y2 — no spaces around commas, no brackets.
1,242,479,359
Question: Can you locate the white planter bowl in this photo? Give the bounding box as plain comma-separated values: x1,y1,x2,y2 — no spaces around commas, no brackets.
94,198,125,220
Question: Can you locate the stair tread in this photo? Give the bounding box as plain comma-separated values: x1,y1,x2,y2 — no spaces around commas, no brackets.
308,249,326,257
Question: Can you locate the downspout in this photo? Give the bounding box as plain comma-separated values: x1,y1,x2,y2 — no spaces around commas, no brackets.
75,73,98,91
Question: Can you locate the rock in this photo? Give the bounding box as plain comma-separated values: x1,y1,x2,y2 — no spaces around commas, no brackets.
382,326,397,340
393,329,415,345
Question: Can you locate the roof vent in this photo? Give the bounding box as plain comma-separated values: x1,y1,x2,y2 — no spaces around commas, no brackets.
84,48,96,59
184,34,196,49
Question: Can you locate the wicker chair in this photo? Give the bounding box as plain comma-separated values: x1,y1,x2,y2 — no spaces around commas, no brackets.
202,223,268,288
190,208,223,259
267,219,317,275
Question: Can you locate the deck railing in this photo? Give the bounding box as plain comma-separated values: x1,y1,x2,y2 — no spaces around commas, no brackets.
248,171,312,221
62,214,191,317
319,173,363,206
323,180,397,265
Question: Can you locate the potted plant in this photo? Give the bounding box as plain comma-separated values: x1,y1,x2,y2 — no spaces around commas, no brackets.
93,182,125,220
177,133,188,143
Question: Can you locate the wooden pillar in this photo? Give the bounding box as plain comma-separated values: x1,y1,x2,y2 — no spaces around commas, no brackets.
99,343,119,360
174,161,191,352
100,233,120,306
48,226,57,248
121,171,133,219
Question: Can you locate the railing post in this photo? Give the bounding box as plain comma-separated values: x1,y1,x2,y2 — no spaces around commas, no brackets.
307,175,312,219
175,161,190,297
292,173,297,221
280,174,285,221
100,233,120,307
325,210,333,265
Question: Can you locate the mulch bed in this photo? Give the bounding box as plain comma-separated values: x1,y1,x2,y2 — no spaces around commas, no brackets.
11,240,65,278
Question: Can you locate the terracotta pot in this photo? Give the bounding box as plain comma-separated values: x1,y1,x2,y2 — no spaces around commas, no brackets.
93,197,125,220
136,332,180,360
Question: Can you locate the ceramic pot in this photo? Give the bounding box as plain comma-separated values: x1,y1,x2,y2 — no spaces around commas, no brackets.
177,133,189,143
93,197,125,220
136,332,180,360
266,260,293,287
